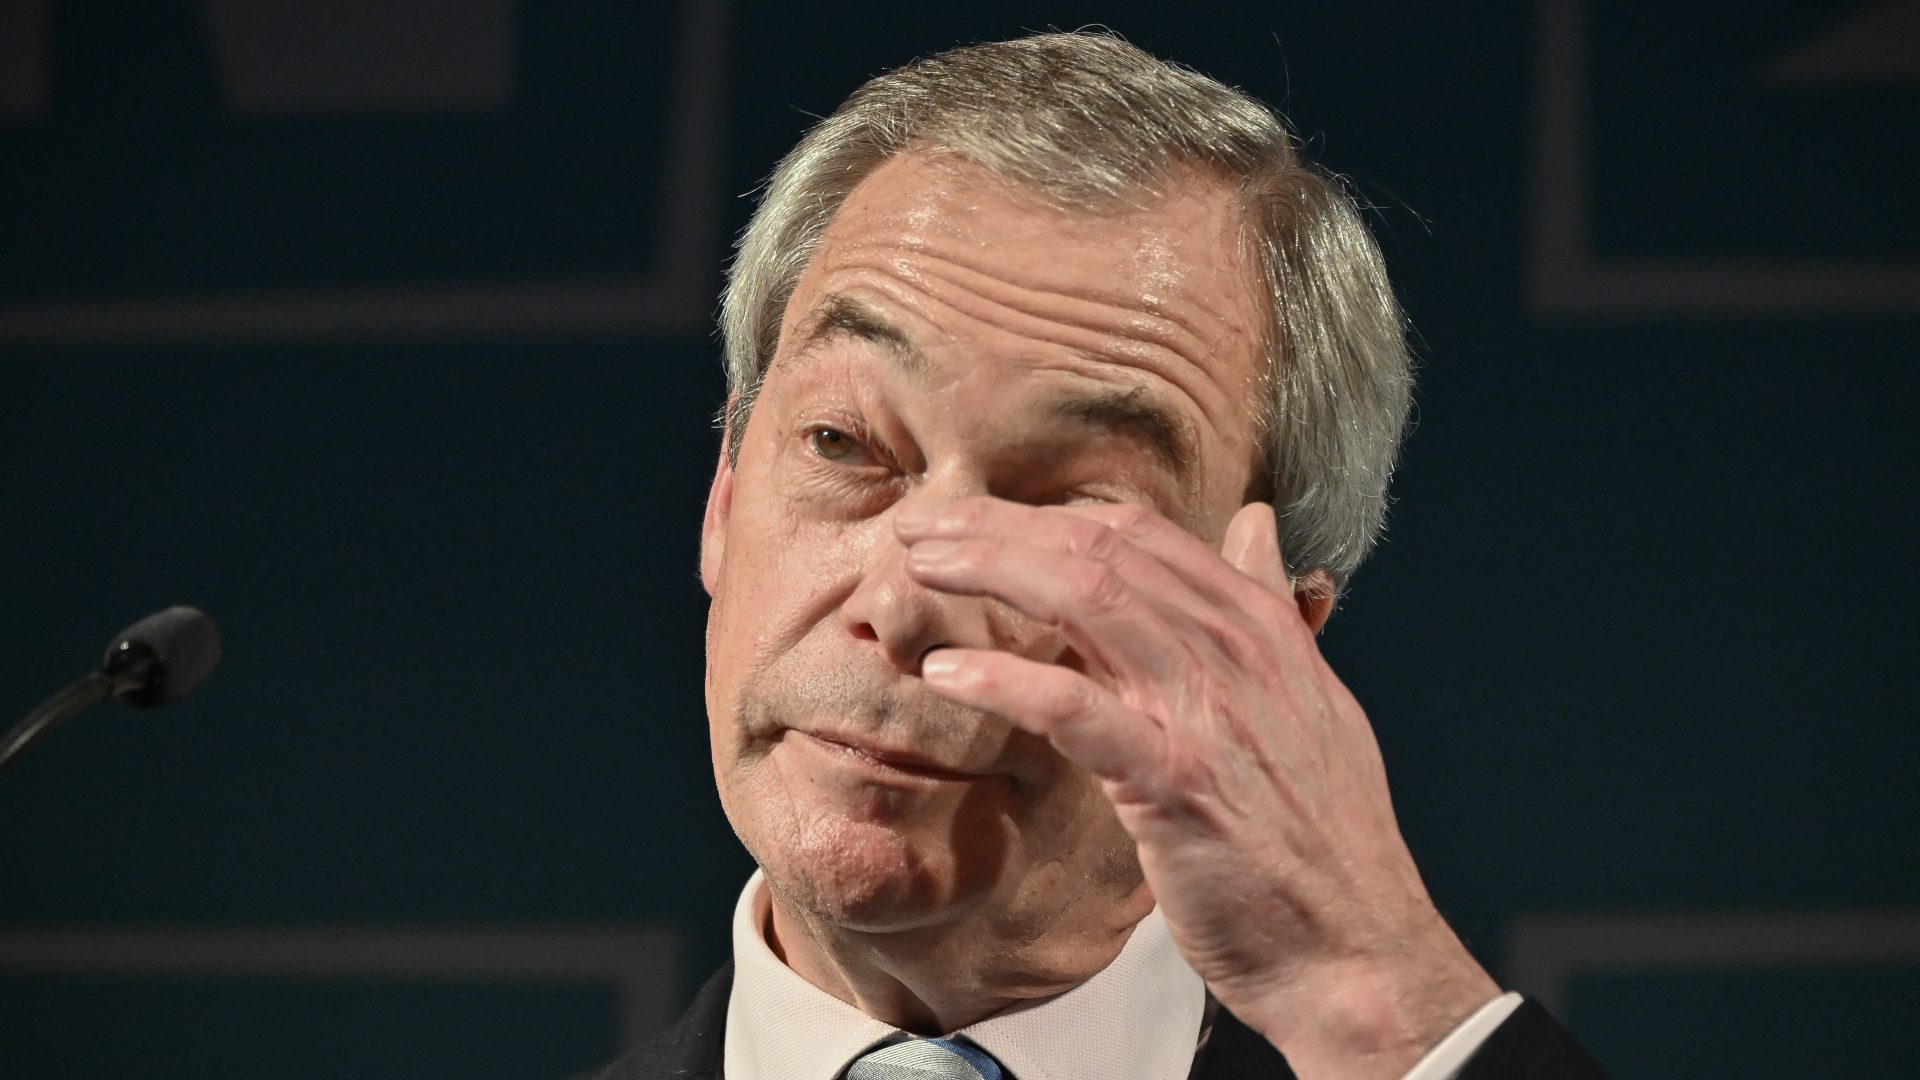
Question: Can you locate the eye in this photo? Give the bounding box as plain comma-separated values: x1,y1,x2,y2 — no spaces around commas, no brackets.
1051,488,1130,509
808,426,868,463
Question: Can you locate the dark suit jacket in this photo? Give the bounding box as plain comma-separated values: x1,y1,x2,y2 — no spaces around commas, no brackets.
580,963,1607,1080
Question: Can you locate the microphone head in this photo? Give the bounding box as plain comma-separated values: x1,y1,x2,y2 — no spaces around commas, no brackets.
103,606,221,707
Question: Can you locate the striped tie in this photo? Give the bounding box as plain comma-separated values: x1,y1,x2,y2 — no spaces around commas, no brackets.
844,1036,1006,1080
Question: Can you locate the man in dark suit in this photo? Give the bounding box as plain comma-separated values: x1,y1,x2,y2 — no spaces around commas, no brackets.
591,31,1606,1080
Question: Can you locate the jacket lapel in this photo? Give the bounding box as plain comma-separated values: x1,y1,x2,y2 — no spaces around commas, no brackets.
576,962,732,1080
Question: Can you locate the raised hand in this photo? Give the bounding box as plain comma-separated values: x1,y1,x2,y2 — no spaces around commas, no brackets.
897,496,1499,1080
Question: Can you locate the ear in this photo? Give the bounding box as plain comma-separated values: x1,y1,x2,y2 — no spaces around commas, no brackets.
1291,568,1336,635
699,444,735,597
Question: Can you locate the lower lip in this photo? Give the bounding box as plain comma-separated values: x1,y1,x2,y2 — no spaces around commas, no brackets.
796,733,980,783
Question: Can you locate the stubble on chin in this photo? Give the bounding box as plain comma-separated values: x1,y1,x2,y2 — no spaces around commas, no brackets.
758,805,945,930
714,664,1148,945
716,682,987,931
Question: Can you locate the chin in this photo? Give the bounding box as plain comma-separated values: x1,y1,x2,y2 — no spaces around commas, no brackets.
760,809,983,932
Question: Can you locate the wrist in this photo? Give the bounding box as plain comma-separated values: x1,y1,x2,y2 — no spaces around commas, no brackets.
1241,951,1501,1080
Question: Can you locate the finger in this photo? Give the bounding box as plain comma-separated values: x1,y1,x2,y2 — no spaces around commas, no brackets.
905,534,1190,676
897,496,1252,608
1221,502,1290,594
920,647,1161,781
1045,501,1304,641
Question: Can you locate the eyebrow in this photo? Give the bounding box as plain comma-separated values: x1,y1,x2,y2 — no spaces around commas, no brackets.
788,293,930,380
1038,384,1198,480
791,293,1197,480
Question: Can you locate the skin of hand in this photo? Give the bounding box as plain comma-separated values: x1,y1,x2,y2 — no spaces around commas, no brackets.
896,495,1501,1080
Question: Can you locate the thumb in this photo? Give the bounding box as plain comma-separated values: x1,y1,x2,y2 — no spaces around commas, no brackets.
1221,502,1290,595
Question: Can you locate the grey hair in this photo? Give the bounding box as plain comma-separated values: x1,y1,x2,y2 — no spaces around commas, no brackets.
719,31,1413,593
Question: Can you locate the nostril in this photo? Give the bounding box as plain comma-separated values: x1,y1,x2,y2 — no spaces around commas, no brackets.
849,622,879,643
916,644,952,675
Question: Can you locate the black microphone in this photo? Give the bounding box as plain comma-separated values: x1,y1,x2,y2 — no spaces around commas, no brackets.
0,606,222,775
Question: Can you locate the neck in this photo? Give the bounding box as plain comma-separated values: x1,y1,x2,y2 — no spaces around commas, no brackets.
765,885,1153,1034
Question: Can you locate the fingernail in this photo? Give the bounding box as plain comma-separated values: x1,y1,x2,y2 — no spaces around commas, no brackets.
910,539,963,563
921,650,962,681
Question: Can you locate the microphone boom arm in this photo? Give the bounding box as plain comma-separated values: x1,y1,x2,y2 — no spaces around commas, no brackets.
0,673,113,775
1,607,213,777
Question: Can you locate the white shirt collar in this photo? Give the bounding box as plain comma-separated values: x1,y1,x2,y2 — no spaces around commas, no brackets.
723,869,1206,1080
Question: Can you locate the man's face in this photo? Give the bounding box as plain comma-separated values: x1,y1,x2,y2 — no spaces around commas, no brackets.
701,152,1267,940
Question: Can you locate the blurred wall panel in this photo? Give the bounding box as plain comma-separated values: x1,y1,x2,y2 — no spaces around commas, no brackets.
2,2,1914,1076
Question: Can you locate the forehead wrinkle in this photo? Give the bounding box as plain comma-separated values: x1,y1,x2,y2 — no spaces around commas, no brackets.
803,252,1241,495
777,291,934,384
866,244,1253,436
875,235,1225,363
832,230,1227,363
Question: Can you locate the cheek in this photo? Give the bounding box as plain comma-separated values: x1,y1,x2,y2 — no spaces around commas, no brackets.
1016,747,1135,865
704,496,878,719
999,758,1142,925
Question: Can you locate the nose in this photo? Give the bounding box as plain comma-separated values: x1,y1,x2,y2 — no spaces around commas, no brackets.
839,494,988,675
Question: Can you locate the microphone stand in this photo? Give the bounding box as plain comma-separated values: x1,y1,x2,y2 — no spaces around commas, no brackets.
1,647,158,775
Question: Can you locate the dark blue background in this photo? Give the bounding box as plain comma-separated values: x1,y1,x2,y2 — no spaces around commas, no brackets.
4,2,1915,1076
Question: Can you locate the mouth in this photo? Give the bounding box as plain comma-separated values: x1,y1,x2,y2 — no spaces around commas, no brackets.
796,731,985,783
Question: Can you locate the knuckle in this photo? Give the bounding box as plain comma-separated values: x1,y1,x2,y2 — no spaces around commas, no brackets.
1157,746,1225,812
1199,618,1263,669
1043,676,1101,723
1070,520,1124,563
1110,503,1160,540
1068,564,1132,615
1159,744,1203,788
